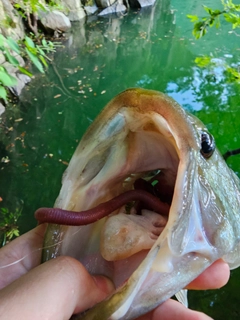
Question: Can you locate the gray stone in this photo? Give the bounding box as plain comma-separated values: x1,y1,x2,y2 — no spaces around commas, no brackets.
84,4,99,15
98,3,126,15
13,73,31,96
2,61,18,76
41,10,71,32
97,0,116,8
137,0,156,7
12,52,25,67
8,73,31,97
0,0,25,40
68,8,86,21
0,103,5,116
17,73,31,85
62,0,86,21
38,9,48,20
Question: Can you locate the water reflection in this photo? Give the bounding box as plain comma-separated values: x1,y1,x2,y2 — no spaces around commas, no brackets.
0,0,240,318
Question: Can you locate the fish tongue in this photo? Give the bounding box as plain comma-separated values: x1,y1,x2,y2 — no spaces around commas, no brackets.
100,210,167,261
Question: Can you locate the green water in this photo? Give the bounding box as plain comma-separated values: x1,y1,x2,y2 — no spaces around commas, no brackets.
1,0,240,318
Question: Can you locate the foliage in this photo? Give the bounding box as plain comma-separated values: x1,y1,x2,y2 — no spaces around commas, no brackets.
187,1,240,84
0,207,22,247
194,55,240,83
14,0,44,36
14,0,64,36
0,34,59,102
187,0,240,39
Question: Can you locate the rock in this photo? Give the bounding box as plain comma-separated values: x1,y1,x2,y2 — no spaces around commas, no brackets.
84,4,99,15
2,61,30,96
12,52,25,67
0,103,5,116
96,0,116,8
8,73,31,97
41,10,71,32
2,61,18,76
98,3,127,15
137,0,156,7
0,53,6,65
63,0,86,21
0,0,25,40
68,8,86,21
13,73,31,96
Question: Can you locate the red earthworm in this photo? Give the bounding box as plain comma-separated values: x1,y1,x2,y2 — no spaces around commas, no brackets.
35,190,170,226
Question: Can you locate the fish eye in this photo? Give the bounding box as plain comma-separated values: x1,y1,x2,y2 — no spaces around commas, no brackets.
200,131,215,159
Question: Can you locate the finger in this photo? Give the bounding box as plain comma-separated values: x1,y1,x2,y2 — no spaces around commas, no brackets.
0,224,47,289
187,259,230,290
137,299,213,320
0,256,114,320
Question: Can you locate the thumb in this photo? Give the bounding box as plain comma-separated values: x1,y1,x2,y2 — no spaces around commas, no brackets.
0,256,115,320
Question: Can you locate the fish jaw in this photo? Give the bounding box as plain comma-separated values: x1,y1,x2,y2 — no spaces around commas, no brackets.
41,88,240,319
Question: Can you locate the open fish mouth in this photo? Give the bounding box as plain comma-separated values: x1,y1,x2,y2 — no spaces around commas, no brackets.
36,88,240,320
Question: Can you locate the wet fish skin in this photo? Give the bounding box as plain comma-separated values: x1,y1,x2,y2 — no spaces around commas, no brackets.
41,88,240,320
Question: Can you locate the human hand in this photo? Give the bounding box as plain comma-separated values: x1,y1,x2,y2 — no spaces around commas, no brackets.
0,225,230,320
0,224,114,319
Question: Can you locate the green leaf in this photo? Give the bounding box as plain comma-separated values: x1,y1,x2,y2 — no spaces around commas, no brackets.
39,55,48,68
234,5,240,11
0,86,7,101
12,229,19,237
192,21,208,39
187,14,199,22
0,70,17,86
6,37,20,54
36,46,46,56
14,3,21,9
211,9,222,17
224,13,237,23
25,48,44,73
209,17,215,27
48,41,54,48
224,13,240,28
226,67,240,81
233,22,240,28
4,48,19,67
195,56,211,67
24,36,35,49
203,5,212,15
18,66,33,77
42,38,47,47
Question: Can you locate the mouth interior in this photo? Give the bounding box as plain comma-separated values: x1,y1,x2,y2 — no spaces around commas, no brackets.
100,171,173,262
96,120,180,267
40,112,181,288
82,128,180,287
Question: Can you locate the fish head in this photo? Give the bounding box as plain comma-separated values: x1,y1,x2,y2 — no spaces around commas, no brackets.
41,88,240,319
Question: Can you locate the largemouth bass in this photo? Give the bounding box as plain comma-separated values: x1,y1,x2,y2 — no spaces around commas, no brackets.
36,88,240,319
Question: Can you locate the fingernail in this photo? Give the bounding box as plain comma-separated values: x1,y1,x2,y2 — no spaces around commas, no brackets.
93,275,115,295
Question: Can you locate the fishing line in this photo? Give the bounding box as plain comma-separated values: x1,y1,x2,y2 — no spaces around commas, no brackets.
0,247,43,269
0,225,83,269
